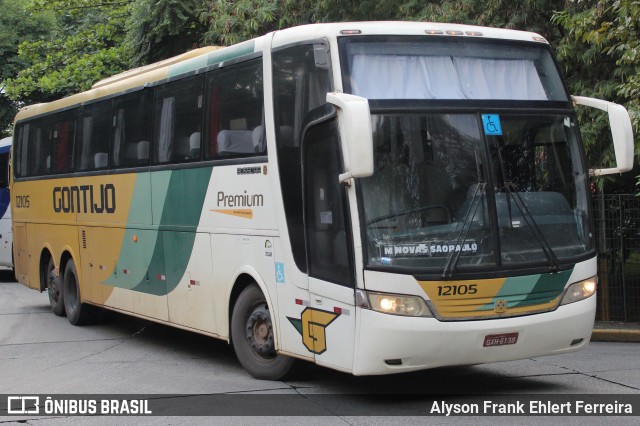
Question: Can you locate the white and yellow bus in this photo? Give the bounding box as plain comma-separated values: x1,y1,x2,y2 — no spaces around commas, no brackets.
11,22,634,380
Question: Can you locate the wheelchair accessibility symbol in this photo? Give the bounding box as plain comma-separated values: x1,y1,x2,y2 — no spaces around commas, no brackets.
482,114,502,135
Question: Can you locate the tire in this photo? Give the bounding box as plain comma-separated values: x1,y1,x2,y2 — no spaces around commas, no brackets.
62,259,94,325
231,284,297,380
46,257,65,316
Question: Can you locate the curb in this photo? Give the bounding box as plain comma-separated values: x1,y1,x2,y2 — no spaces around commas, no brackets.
591,329,640,343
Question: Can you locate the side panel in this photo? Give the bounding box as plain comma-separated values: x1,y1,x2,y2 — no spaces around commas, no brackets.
166,232,216,332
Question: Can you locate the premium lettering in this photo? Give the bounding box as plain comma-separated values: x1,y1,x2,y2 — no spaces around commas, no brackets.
217,190,263,208
53,184,116,214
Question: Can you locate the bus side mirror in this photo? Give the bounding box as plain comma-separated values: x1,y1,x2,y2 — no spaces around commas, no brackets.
326,92,374,183
572,96,634,176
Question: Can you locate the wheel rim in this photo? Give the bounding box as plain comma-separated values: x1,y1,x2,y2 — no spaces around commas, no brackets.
245,302,276,360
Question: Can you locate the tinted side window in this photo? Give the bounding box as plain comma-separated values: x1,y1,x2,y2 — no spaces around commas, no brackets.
205,58,264,159
154,76,204,164
19,111,77,177
0,152,8,188
15,124,29,178
273,43,332,272
50,112,76,174
112,90,153,168
304,120,353,286
78,100,112,171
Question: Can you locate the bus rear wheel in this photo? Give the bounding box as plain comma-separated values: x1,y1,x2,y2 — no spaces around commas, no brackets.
231,284,297,380
62,259,94,325
46,258,65,316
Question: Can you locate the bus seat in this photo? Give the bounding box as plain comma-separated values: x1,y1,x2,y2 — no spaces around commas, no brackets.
189,132,201,159
94,152,108,168
252,126,265,153
137,141,150,161
217,130,254,154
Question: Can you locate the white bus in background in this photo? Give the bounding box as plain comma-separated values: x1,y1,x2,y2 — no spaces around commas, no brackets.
0,136,12,270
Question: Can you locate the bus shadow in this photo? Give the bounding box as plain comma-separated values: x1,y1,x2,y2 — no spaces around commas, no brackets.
92,309,239,367
79,309,566,397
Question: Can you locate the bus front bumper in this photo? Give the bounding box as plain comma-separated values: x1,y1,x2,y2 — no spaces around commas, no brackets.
352,295,595,375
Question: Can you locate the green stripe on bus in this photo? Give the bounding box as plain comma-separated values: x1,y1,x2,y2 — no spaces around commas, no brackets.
511,269,572,308
476,269,573,311
168,40,256,78
130,166,213,295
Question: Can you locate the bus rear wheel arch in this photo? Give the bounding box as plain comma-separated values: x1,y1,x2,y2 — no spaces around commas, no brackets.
230,283,297,380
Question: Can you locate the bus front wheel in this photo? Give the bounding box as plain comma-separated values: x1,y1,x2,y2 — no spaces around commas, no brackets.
231,284,297,380
46,258,65,316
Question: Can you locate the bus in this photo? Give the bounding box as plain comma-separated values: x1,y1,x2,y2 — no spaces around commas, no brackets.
0,136,13,271
11,22,634,380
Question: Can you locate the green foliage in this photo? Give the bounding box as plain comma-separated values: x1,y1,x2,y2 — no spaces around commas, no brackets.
4,0,132,105
553,0,640,191
126,0,206,65
3,0,639,190
0,0,55,135
199,0,278,46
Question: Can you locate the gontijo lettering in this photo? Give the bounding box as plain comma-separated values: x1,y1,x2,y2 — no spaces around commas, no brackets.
53,184,116,214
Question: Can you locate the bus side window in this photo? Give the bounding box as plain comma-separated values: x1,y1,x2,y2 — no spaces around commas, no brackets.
28,125,49,176
303,119,354,287
273,43,333,273
205,57,264,159
0,152,8,188
153,75,204,164
113,90,153,168
52,114,76,174
78,101,111,171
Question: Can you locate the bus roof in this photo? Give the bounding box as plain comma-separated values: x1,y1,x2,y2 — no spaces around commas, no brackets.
14,22,548,123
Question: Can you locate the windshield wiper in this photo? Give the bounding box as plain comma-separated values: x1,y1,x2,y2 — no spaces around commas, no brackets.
504,181,559,272
492,138,559,272
441,182,485,278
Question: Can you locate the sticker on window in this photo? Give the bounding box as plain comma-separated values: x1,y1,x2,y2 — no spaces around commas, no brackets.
482,114,502,135
380,241,478,257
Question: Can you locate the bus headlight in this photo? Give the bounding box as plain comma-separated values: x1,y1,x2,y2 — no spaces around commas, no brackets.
560,276,597,305
364,291,433,317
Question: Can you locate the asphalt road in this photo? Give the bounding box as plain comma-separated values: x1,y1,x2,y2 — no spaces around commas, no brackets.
0,272,638,425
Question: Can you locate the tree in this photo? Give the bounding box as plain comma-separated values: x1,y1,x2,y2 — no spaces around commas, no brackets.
553,0,640,191
125,0,207,65
0,0,54,136
4,0,132,106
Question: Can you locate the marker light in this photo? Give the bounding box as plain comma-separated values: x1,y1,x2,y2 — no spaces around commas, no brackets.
366,291,433,317
425,29,444,35
560,276,597,305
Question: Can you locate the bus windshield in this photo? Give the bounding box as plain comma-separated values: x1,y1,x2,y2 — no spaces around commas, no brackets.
359,112,591,273
340,36,591,274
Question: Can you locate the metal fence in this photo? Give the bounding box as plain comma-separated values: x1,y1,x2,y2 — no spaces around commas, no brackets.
593,193,640,322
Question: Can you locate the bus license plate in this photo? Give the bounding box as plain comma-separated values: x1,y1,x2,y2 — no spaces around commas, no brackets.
483,332,519,347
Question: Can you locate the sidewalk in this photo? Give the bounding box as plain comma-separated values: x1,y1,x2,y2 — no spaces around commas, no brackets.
591,321,640,342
